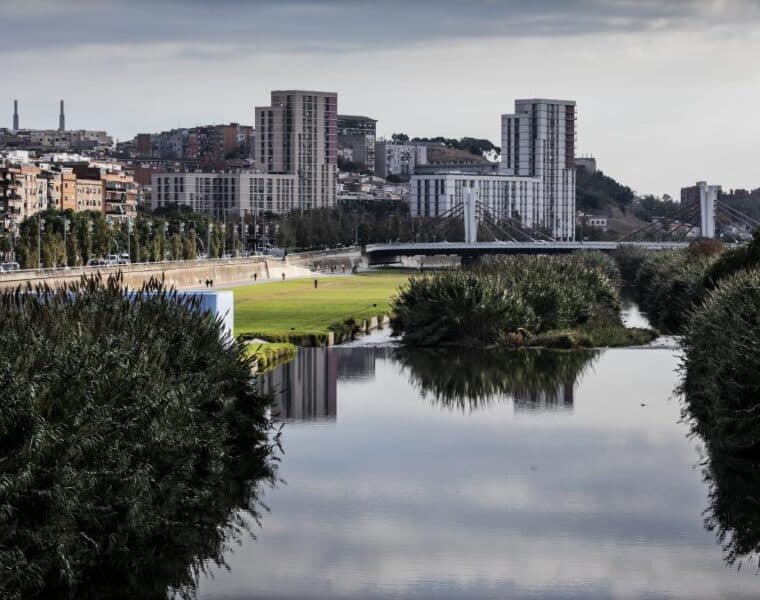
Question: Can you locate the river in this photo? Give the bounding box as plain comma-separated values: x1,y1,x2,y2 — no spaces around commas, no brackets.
196,305,760,599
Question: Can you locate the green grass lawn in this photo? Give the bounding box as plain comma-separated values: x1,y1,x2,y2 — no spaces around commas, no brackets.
229,271,413,342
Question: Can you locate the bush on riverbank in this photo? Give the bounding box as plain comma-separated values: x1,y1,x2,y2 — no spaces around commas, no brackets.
634,250,715,333
681,268,760,453
0,275,277,599
246,341,298,371
681,265,760,566
705,229,760,288
391,254,624,347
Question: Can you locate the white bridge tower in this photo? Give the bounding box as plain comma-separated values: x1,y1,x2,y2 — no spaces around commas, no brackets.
463,188,479,244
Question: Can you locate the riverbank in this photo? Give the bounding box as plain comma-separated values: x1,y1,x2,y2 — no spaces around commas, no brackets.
230,271,413,345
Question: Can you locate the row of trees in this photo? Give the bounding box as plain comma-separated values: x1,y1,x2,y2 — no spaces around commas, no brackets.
4,207,265,269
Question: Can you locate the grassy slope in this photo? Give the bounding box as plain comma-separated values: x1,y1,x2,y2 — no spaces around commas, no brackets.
229,272,412,339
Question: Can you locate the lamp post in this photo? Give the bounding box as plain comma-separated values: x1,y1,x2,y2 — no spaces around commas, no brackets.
126,217,132,262
63,217,70,266
38,214,46,268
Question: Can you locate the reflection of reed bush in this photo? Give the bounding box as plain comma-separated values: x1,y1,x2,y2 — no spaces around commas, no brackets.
391,254,621,346
699,443,760,568
396,347,598,410
0,276,277,599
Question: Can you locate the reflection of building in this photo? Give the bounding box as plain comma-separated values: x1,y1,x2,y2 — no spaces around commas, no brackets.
335,348,377,381
513,382,574,412
262,348,338,422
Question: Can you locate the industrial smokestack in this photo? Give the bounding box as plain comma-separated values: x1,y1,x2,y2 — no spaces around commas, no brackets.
13,100,18,131
59,99,65,132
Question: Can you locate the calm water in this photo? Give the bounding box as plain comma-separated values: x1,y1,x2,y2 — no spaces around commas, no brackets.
195,336,760,599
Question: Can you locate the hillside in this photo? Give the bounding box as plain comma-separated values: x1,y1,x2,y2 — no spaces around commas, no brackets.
576,168,648,236
576,168,635,212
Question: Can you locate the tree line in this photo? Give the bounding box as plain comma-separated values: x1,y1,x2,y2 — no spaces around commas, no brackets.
5,207,247,269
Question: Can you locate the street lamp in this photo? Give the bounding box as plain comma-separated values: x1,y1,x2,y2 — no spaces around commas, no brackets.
63,217,70,266
38,215,46,268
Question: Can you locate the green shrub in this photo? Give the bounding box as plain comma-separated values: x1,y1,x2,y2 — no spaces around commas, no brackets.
246,342,297,371
681,269,760,452
635,250,714,333
613,246,649,285
391,254,621,347
0,275,277,599
705,228,760,287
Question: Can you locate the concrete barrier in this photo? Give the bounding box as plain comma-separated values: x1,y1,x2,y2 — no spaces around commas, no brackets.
0,254,319,291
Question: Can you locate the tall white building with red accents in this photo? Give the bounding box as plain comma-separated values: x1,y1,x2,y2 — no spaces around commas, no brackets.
501,99,577,240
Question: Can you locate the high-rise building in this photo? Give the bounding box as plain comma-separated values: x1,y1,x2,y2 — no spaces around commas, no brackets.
337,114,377,171
59,100,65,132
12,100,19,132
410,97,577,240
255,90,337,209
501,99,576,240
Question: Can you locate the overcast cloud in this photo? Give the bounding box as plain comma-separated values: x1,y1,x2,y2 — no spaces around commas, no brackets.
2,0,760,196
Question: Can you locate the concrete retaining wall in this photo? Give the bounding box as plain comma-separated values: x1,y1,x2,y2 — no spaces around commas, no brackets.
0,255,318,291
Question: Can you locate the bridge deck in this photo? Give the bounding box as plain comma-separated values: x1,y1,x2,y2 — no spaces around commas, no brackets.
364,241,690,259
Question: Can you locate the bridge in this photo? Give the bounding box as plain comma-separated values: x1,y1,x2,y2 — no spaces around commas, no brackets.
364,241,690,263
365,186,756,263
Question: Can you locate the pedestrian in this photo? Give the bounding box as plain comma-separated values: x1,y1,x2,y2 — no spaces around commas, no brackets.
314,279,318,289
282,272,286,281
254,272,258,282
205,279,209,288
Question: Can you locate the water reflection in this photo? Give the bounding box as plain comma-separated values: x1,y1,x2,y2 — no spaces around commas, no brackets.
396,347,598,412
196,346,760,599
262,347,395,422
701,445,760,568
684,390,760,568
262,348,338,422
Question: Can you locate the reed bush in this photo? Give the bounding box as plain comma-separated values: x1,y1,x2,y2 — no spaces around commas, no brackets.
681,268,760,453
0,275,277,599
391,254,622,346
635,250,714,333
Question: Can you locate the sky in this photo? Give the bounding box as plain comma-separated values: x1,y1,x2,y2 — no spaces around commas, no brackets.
2,0,760,198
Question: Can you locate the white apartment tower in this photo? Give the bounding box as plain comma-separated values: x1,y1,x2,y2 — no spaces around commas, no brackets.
255,90,338,210
501,99,576,240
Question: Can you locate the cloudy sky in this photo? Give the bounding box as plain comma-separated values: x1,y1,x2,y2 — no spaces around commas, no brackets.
2,0,760,197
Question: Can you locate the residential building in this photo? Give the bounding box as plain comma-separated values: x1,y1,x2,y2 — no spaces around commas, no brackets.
102,172,137,222
409,98,577,240
75,177,104,212
150,171,299,217
122,123,254,167
338,115,377,170
375,141,428,178
575,156,597,173
410,172,541,226
501,99,577,239
255,90,338,209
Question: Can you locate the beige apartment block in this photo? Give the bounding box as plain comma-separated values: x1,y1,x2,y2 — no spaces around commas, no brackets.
76,178,104,212
255,90,337,210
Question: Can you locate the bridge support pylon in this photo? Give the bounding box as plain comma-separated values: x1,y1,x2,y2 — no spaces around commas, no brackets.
697,181,718,238
463,188,478,244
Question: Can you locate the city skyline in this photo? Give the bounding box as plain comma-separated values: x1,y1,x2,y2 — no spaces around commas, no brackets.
2,1,760,198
